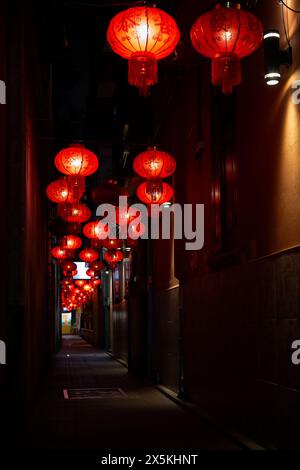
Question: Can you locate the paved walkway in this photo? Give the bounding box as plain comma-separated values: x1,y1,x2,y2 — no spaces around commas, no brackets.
20,336,240,450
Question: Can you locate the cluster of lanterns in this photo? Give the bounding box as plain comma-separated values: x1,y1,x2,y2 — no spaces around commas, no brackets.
107,3,263,96
133,147,176,205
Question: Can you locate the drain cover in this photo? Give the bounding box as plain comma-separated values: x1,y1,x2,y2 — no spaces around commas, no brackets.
63,387,127,400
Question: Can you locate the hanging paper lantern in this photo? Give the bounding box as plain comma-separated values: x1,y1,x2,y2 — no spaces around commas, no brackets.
46,178,76,203
83,221,110,241
89,260,104,272
79,248,99,263
137,181,173,204
61,260,77,272
190,3,263,94
107,6,180,96
92,279,101,286
91,179,129,206
83,283,94,293
133,147,176,180
55,144,99,177
52,246,68,260
61,235,82,250
103,238,123,250
55,143,98,200
64,203,91,223
86,268,95,278
104,249,124,264
75,280,87,287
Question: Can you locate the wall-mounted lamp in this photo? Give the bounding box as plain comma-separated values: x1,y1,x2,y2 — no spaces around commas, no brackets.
264,29,292,86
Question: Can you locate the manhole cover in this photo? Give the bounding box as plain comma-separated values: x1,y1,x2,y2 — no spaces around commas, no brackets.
63,387,127,400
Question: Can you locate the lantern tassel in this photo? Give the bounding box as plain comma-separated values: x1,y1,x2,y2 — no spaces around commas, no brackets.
212,55,241,94
129,52,158,97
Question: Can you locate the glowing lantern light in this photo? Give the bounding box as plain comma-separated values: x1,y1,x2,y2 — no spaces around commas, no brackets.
46,178,76,203
103,238,123,250
83,283,94,293
83,221,110,240
107,6,180,96
55,143,98,199
89,260,104,272
190,3,263,94
64,204,91,223
55,144,99,177
104,249,124,265
79,248,99,263
75,280,87,287
133,147,176,180
137,181,173,204
86,269,95,278
61,235,82,250
92,279,101,286
61,261,77,272
52,246,68,260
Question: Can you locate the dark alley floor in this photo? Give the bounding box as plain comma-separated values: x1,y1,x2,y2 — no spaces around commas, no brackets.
16,336,241,451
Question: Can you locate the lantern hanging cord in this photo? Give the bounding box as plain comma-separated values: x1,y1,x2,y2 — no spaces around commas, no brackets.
279,1,300,13
281,2,291,46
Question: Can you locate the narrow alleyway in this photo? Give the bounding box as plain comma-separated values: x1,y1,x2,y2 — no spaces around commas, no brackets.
17,336,241,451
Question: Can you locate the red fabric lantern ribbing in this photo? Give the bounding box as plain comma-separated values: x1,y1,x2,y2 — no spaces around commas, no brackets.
64,204,91,223
46,178,76,203
104,250,124,264
61,235,82,250
83,221,110,240
137,181,173,204
133,147,176,180
55,144,99,177
52,246,68,260
190,3,263,94
79,248,99,263
107,6,180,96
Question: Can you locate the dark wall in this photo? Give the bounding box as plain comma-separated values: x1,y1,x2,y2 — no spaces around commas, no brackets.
166,0,300,449
5,0,53,405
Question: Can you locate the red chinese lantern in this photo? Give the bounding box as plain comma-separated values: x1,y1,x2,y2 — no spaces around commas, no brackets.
55,144,98,199
46,178,76,203
52,246,68,260
79,248,99,263
89,260,104,272
102,238,123,250
55,144,99,177
64,204,91,223
61,260,77,272
91,179,129,206
83,221,110,240
92,279,101,286
75,280,86,287
104,249,124,264
61,235,82,250
133,147,176,180
190,3,263,94
137,181,173,204
107,6,180,96
83,283,94,293
86,269,95,278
